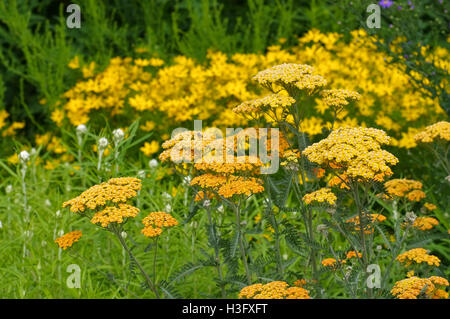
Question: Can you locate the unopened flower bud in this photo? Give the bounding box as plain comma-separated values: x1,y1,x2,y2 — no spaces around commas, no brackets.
98,137,109,151
405,211,417,224
149,159,158,169
19,150,30,163
112,128,125,145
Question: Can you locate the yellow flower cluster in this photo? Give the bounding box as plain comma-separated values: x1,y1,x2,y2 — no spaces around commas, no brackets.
50,29,446,148
396,248,441,267
384,179,426,202
303,127,398,182
302,187,337,205
424,203,437,211
239,281,310,299
91,204,140,228
62,177,142,213
414,121,450,143
55,230,82,250
233,94,296,114
320,89,361,109
391,276,449,299
141,212,178,238
413,217,439,231
190,174,264,199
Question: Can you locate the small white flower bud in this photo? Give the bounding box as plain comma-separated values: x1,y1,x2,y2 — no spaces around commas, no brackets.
56,210,61,218
165,203,172,212
217,205,224,213
98,137,109,151
76,124,87,134
137,170,146,179
0,220,2,229
58,230,64,237
112,128,125,145
19,150,30,163
405,211,417,224
317,224,328,236
162,192,171,201
149,159,158,169
282,253,288,260
45,199,51,207
5,185,12,194
203,199,211,208
121,231,127,239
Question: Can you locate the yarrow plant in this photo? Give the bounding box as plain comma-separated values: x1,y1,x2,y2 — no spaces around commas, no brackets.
60,176,178,298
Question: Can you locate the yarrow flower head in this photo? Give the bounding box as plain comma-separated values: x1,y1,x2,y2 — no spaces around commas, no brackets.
55,230,82,250
141,211,178,238
303,188,337,206
303,127,398,182
391,276,449,299
396,248,441,267
252,63,315,87
320,89,361,110
413,217,439,231
239,281,310,299
62,177,142,213
384,179,426,201
91,203,140,228
414,121,450,143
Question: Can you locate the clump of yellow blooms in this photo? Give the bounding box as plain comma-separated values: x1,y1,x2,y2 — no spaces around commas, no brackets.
91,204,140,228
391,276,448,299
141,212,178,238
413,217,439,231
62,177,142,213
345,213,386,234
55,230,82,250
384,179,426,202
49,29,446,150
321,258,345,267
320,89,361,110
414,121,450,143
302,127,398,182
239,281,310,299
396,248,441,267
302,187,337,206
424,203,437,211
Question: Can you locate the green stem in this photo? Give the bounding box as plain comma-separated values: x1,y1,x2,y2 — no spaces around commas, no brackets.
114,229,160,298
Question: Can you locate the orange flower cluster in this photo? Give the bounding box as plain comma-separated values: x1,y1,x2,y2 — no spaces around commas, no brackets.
141,212,178,238
345,213,386,234
239,281,310,299
62,177,142,213
303,127,398,182
413,217,439,231
302,187,337,205
384,179,426,202
55,230,82,250
391,276,449,299
321,250,362,268
396,248,441,267
191,174,264,198
194,156,263,175
91,204,140,228
414,121,450,143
